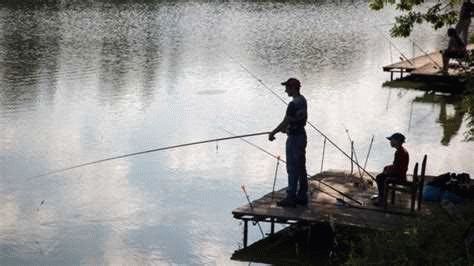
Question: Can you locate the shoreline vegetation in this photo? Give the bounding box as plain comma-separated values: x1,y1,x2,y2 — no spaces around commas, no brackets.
338,200,474,265
464,81,474,141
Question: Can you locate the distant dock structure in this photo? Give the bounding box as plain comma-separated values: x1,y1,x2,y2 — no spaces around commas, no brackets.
383,44,474,81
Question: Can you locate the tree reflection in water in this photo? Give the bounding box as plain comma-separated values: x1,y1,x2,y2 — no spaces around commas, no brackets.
411,92,467,145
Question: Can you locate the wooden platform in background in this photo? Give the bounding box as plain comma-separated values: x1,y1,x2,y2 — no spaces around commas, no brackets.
382,44,474,81
233,170,435,237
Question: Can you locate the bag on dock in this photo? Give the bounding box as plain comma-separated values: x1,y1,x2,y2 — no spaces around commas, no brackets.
423,185,444,202
423,172,472,203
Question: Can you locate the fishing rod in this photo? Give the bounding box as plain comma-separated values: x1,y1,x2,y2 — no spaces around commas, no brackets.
271,156,280,200
363,135,375,171
409,39,442,69
220,128,363,205
364,2,443,69
349,1,414,66
225,54,377,182
373,25,414,66
347,1,414,65
344,127,363,179
241,185,265,237
28,131,270,179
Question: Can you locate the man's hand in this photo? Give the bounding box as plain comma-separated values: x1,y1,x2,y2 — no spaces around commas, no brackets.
268,132,276,141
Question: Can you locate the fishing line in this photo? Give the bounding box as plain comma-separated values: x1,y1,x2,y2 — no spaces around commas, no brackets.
28,131,270,180
409,39,442,69
354,1,416,66
373,24,415,66
358,1,444,69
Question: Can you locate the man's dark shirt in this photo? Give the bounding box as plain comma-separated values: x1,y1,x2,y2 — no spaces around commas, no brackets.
285,95,307,135
460,1,474,20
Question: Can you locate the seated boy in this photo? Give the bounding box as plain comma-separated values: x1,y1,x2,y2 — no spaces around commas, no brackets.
374,133,409,205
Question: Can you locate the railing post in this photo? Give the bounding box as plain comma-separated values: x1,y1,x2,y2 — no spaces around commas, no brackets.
350,141,354,175
320,137,327,175
271,156,280,200
243,220,248,248
270,219,275,235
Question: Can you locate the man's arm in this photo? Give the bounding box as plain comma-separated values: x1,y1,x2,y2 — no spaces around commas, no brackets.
269,116,288,141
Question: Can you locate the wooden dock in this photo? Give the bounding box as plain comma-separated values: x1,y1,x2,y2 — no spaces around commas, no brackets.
232,170,434,248
382,44,474,81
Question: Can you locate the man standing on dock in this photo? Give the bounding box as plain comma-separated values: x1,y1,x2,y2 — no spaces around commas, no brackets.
269,78,308,208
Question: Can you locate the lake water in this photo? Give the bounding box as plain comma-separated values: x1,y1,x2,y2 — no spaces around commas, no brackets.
0,1,473,264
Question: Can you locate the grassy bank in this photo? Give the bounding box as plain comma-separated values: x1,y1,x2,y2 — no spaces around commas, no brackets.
335,201,474,265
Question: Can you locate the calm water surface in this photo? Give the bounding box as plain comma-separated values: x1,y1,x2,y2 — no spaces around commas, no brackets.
0,1,473,264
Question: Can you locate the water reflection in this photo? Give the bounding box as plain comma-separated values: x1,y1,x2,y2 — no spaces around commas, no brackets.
411,93,465,145
0,7,60,113
98,31,131,101
0,0,473,265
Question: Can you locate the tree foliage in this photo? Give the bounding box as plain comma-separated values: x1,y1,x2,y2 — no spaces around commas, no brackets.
369,0,460,37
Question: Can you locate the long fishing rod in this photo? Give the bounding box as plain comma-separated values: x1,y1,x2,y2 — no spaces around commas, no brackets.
29,131,270,179
350,1,414,66
225,54,377,182
363,135,375,171
344,127,363,179
220,128,363,205
364,2,442,69
372,25,414,66
409,39,442,69
271,156,280,200
241,185,265,237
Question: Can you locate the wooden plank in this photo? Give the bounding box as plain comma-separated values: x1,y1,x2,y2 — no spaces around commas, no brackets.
383,51,440,72
383,44,474,74
233,171,433,231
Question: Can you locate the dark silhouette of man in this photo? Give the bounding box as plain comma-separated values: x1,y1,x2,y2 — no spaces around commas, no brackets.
269,78,308,208
442,28,467,74
456,0,474,45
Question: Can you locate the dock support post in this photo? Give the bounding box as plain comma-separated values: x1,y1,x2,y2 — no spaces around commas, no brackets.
270,218,275,235
390,71,393,81
243,220,248,248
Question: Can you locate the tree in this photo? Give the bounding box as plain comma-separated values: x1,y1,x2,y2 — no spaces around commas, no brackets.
369,0,461,37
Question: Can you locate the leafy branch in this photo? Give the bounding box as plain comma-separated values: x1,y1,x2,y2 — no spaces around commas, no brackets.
369,0,460,37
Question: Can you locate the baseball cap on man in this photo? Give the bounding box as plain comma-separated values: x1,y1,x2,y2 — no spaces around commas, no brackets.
281,78,301,88
386,132,406,143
